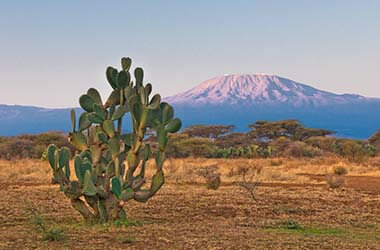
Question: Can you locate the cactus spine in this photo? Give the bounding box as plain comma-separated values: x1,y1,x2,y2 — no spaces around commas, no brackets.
47,57,182,222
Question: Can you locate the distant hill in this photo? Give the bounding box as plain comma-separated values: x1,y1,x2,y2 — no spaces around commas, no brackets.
0,105,79,136
1,74,380,138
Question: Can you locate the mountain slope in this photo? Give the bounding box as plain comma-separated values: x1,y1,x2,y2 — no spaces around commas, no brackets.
165,74,369,106
165,74,380,139
0,105,78,136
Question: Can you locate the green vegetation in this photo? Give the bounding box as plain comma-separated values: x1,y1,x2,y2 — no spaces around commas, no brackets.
267,220,347,237
117,235,137,244
113,218,142,227
46,57,182,222
265,219,380,241
279,219,303,230
28,207,66,242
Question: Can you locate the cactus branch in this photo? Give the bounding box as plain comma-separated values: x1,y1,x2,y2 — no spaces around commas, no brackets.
117,88,124,134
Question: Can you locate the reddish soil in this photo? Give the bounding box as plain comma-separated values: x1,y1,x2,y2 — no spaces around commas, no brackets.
300,174,380,194
1,175,380,249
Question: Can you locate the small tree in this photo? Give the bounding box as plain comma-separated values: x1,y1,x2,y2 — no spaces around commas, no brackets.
236,165,262,201
248,120,333,141
183,125,234,139
47,57,182,222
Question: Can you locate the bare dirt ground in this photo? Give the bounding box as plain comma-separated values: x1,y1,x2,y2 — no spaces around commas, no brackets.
1,158,380,249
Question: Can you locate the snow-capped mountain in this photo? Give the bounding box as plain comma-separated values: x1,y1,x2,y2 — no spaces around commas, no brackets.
165,74,369,107
165,74,380,139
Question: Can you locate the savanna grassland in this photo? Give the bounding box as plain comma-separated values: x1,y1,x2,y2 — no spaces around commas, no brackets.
1,157,380,249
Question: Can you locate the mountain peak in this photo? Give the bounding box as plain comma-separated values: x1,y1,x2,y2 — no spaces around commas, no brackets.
165,74,366,107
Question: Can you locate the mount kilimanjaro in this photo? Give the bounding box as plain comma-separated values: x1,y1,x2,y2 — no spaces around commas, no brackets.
164,74,380,139
165,74,372,107
1,74,380,138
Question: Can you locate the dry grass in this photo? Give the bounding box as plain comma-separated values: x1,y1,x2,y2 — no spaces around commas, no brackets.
2,156,380,187
163,157,312,184
163,156,380,185
0,159,52,184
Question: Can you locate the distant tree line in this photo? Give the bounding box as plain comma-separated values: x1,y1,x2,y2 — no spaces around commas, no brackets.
0,132,73,159
0,120,379,162
163,120,378,162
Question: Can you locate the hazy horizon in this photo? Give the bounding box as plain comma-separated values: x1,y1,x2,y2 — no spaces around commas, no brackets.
1,1,379,108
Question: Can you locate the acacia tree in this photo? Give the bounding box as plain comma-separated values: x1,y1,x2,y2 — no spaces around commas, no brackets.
248,120,333,141
47,57,181,222
182,125,235,139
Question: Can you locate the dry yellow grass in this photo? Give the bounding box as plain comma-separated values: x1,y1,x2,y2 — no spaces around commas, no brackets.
1,156,380,186
163,156,380,185
164,157,313,184
0,159,51,184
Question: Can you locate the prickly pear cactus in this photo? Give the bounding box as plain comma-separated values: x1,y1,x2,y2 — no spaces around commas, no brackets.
47,57,182,222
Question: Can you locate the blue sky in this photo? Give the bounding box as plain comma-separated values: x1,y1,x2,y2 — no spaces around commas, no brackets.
1,0,379,108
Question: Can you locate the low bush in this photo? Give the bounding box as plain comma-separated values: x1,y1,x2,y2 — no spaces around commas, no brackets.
213,144,273,159
236,165,262,201
269,159,283,166
117,235,137,244
333,166,348,175
28,206,66,242
326,174,345,189
197,165,221,190
280,219,303,230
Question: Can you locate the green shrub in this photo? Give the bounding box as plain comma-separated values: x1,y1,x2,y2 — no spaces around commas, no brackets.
213,147,233,158
279,219,303,230
212,144,272,159
113,218,142,227
42,228,66,242
117,235,137,244
29,207,66,242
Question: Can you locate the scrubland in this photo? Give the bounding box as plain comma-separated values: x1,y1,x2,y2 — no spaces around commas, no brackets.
1,156,380,249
